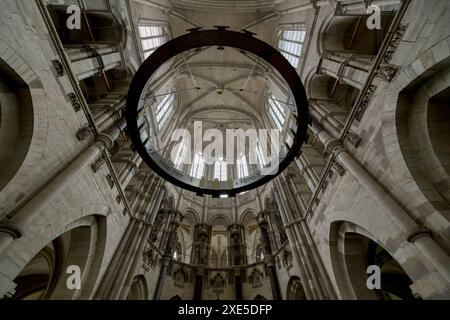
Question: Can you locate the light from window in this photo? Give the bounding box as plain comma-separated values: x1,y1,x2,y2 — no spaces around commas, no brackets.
214,158,227,181
138,25,168,59
173,139,188,170
277,27,306,68
257,144,269,168
268,94,286,131
191,152,205,179
156,92,175,129
236,154,249,179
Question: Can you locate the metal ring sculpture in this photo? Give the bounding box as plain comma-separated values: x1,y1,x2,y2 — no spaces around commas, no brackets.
126,28,310,197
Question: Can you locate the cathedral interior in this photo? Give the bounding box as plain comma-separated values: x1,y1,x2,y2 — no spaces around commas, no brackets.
0,0,449,301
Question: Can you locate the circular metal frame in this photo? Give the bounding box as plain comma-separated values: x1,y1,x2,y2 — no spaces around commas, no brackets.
126,29,310,197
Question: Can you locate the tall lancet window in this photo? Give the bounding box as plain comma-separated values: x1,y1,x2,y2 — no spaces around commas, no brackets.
236,154,249,179
155,91,175,130
214,158,227,181
138,23,169,60
191,152,205,179
257,143,269,168
173,139,188,170
268,94,286,131
277,24,306,68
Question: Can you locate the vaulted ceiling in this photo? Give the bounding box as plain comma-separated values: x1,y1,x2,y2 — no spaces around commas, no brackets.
162,3,284,136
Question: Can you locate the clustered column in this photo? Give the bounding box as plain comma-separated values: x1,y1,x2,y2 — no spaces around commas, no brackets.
310,121,450,284
228,224,246,300
191,224,212,300
94,177,166,299
257,212,282,300
153,210,183,300
0,118,127,254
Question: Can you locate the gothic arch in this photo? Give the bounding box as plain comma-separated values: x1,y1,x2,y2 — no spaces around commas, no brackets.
127,275,148,300
381,38,450,250
0,205,110,299
0,40,48,206
183,209,200,225
286,276,307,300
239,209,257,225
209,214,231,226
329,221,415,300
8,214,108,300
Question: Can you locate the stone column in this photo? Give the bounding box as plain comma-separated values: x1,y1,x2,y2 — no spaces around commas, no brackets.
319,51,373,90
228,224,246,300
0,119,127,254
273,190,314,300
295,153,320,191
191,224,212,300
194,266,206,301
154,211,181,300
232,266,243,300
281,174,337,299
117,185,167,299
93,97,126,130
311,123,450,284
309,99,361,147
258,212,282,300
94,176,164,299
67,45,122,81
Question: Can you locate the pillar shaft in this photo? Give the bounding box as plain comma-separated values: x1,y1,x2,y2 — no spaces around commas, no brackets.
312,124,450,283
274,190,315,300
67,45,122,81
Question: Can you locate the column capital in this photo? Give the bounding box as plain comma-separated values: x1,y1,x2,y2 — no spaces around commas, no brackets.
232,266,242,277
264,254,275,267
407,228,433,243
196,265,207,276
0,224,21,240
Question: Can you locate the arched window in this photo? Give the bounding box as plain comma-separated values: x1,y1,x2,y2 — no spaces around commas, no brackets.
236,154,249,179
191,152,205,179
173,138,188,170
267,94,286,131
277,24,306,68
256,143,269,168
138,23,170,59
214,158,227,181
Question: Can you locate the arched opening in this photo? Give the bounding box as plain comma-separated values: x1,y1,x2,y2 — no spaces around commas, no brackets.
7,239,62,300
0,58,33,192
254,294,267,300
395,63,450,250
397,65,450,205
286,276,307,300
329,222,417,300
241,211,260,265
127,275,148,300
210,217,229,268
7,216,107,300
